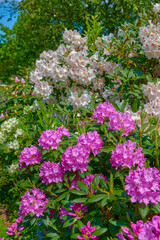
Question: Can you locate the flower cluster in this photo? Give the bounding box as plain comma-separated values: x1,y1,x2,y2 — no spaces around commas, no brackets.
68,90,92,108
59,202,88,221
39,161,64,184
19,145,43,167
93,102,116,123
70,173,108,192
30,29,119,102
77,221,99,240
7,217,24,236
110,140,146,169
142,81,160,101
8,162,19,174
7,139,19,150
77,131,104,156
1,117,19,133
125,167,160,205
93,102,135,136
38,125,70,150
139,20,160,59
153,3,160,14
18,188,49,217
117,215,160,240
61,145,90,173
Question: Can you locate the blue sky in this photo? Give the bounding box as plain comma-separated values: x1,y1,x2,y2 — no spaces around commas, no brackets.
0,0,19,34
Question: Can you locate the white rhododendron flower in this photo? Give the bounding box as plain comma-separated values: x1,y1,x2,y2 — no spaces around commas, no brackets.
1,118,19,133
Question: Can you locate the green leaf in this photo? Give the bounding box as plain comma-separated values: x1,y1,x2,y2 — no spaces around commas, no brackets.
109,218,128,227
93,227,108,236
144,125,156,134
138,203,149,219
70,189,87,195
88,194,105,203
71,234,80,239
63,218,76,228
77,181,89,193
73,198,87,203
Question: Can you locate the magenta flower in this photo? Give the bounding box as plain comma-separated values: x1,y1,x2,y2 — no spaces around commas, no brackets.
18,187,49,217
77,131,104,156
82,174,108,193
125,167,160,205
19,145,43,168
117,215,160,240
6,217,24,236
0,238,4,240
93,102,116,123
110,140,146,169
39,161,64,184
59,203,88,222
77,221,99,239
38,126,70,150
61,145,90,173
0,113,5,118
108,111,135,136
15,77,20,83
21,78,25,84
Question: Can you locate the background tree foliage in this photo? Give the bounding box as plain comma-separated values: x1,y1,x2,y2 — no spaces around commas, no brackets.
0,0,157,83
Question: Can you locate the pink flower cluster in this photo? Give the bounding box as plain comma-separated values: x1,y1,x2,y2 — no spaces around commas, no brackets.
77,221,99,240
77,131,104,156
93,102,116,123
18,188,49,217
93,102,135,136
19,145,43,168
70,173,108,192
125,167,160,205
39,161,64,184
38,125,70,150
59,202,88,221
61,145,90,173
62,130,103,173
117,215,160,240
110,140,146,169
7,217,24,236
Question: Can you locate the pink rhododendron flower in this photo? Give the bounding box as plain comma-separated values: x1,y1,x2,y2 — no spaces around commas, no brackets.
15,77,20,83
108,111,136,136
110,140,146,169
82,174,108,193
125,167,160,205
77,131,104,156
0,238,4,240
38,126,70,150
59,203,88,222
93,102,116,123
6,217,24,236
61,145,90,173
77,221,99,239
0,113,5,118
39,161,64,184
117,215,160,240
19,145,43,168
18,188,49,217
21,78,25,84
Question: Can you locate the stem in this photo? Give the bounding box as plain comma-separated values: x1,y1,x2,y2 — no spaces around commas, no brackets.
110,172,114,194
105,129,117,147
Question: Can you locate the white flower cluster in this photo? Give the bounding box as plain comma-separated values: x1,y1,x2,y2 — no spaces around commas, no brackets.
8,163,19,174
14,129,24,138
153,3,160,14
0,131,5,144
142,81,160,100
7,140,19,150
33,81,53,99
68,90,92,108
30,29,119,102
1,118,19,133
139,20,160,59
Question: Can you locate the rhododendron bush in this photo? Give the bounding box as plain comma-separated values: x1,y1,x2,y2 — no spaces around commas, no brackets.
0,3,160,240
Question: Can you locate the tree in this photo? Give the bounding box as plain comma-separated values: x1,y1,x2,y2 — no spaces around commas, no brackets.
0,0,157,82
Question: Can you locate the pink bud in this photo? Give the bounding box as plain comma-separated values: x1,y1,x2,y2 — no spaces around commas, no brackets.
5,110,8,114
21,78,25,84
0,113,5,118
15,77,20,83
32,91,35,96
